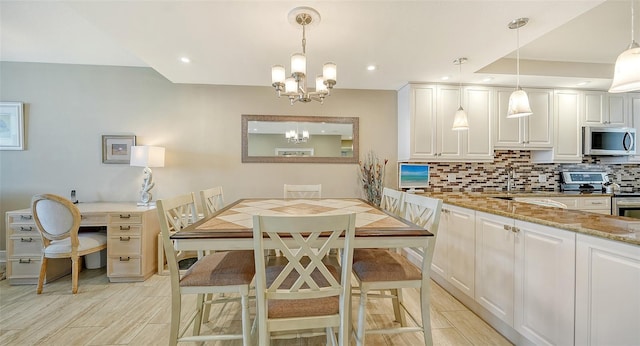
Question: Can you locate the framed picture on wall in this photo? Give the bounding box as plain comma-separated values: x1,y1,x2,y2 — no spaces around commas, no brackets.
102,135,136,164
0,102,25,150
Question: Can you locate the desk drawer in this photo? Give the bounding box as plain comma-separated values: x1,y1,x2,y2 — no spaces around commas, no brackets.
9,235,42,256
579,197,610,210
108,235,141,255
8,223,37,234
8,257,41,278
108,256,141,277
108,224,142,236
80,213,108,225
7,213,34,224
108,213,142,224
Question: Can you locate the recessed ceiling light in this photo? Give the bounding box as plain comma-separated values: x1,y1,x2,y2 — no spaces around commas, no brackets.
180,57,191,63
577,81,590,86
441,76,450,81
366,65,376,71
482,77,494,82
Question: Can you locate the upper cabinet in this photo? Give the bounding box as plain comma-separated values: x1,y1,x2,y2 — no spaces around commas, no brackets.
398,83,493,162
532,90,582,163
494,88,554,150
582,91,628,127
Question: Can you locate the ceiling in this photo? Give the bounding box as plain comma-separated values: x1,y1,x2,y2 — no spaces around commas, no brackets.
1,0,636,91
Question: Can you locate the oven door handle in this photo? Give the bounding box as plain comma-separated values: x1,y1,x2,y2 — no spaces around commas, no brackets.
615,201,640,207
622,131,633,152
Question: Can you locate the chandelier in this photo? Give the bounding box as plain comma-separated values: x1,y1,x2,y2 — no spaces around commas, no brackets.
271,7,337,105
285,129,310,143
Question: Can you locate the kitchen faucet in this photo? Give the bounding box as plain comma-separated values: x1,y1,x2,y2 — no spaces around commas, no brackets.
506,167,514,192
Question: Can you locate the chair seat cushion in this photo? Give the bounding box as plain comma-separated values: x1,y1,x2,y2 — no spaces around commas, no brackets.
265,259,340,319
180,250,255,287
352,248,421,282
44,232,107,255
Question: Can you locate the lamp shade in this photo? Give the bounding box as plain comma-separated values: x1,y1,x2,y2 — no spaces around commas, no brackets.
130,146,165,168
323,62,337,82
452,107,469,131
271,65,286,84
507,89,533,118
609,43,640,93
291,53,306,75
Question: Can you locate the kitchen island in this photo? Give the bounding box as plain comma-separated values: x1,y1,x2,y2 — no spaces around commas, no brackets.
411,191,639,346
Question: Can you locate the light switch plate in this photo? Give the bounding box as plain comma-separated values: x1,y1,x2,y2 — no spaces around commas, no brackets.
448,173,456,183
538,174,547,183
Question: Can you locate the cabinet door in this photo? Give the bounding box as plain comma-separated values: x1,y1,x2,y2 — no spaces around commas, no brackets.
436,85,463,159
514,221,575,346
629,93,640,163
583,91,605,125
464,86,493,160
575,234,640,345
430,205,449,277
412,85,438,159
608,94,627,126
495,88,525,148
446,205,475,298
524,88,553,148
475,212,515,326
554,90,582,161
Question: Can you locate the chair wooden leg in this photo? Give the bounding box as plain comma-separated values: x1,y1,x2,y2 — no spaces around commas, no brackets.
71,255,80,294
169,290,181,346
193,293,205,336
391,288,407,326
241,290,251,346
421,283,433,346
202,293,213,323
356,288,368,346
37,257,47,294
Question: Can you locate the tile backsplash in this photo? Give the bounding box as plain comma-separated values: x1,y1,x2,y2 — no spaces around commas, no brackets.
421,150,639,192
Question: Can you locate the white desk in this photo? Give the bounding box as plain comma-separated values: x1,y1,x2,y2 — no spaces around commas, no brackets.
5,202,159,285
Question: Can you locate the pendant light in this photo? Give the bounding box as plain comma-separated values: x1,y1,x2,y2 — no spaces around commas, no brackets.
452,57,469,131
507,17,533,118
609,0,640,93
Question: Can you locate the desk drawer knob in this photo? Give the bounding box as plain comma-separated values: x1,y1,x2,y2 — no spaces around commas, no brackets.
18,258,32,264
119,256,131,262
20,215,33,220
119,236,131,241
20,237,34,242
20,226,34,231
120,226,131,231
119,214,131,219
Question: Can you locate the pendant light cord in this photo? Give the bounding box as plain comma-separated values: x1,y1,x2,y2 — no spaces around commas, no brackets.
516,25,520,88
458,60,463,107
632,0,635,44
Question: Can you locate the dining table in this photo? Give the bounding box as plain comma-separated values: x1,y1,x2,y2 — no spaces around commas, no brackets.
170,198,433,252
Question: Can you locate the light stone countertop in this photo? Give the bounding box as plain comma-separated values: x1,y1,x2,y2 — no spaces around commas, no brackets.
420,192,640,247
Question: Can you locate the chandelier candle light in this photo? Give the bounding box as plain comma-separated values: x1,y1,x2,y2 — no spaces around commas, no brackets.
452,57,469,131
271,7,337,105
507,17,533,118
610,0,640,92
130,145,165,206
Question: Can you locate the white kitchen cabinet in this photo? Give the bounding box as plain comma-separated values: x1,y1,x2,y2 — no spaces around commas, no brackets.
474,212,515,326
583,91,627,126
398,83,493,162
575,234,640,346
430,203,449,277
444,204,476,298
495,88,553,149
532,89,582,163
514,220,576,346
629,93,640,163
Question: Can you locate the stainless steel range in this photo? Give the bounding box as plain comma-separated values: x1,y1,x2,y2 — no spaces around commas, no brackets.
612,191,640,219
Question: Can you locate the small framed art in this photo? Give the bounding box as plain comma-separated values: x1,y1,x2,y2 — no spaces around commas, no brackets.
102,135,136,164
0,102,25,150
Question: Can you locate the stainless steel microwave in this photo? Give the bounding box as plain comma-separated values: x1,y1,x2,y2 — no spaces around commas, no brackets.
582,126,636,156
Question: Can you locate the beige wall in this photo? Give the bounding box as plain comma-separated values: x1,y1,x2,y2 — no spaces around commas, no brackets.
0,62,398,249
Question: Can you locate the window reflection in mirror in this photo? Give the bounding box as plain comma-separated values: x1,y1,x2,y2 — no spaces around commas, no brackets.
241,115,359,163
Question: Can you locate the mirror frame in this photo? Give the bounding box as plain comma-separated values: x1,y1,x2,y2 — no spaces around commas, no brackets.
241,114,359,164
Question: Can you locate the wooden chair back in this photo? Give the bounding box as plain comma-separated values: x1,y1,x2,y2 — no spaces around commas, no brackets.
380,187,406,217
199,186,224,217
403,193,443,269
283,184,322,199
32,194,81,247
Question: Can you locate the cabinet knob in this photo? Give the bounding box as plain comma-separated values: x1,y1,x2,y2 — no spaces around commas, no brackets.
119,214,131,219
18,258,32,264
20,226,33,231
119,236,131,241
503,225,512,231
20,215,33,220
511,227,520,233
20,237,34,242
119,256,131,262
120,226,131,230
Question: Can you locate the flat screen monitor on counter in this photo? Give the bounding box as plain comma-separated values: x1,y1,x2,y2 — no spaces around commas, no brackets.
398,163,430,193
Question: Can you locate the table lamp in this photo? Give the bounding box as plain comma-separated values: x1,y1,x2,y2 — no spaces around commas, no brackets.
130,145,165,206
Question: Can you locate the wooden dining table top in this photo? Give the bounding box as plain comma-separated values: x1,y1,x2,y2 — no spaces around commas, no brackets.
171,198,433,240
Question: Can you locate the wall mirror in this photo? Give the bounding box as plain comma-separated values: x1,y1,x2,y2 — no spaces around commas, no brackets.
242,114,359,163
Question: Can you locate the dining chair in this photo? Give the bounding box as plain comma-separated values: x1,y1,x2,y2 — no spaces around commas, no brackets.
283,184,322,199
157,193,255,346
31,194,108,294
199,186,225,216
380,187,406,217
351,193,443,346
252,213,357,345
